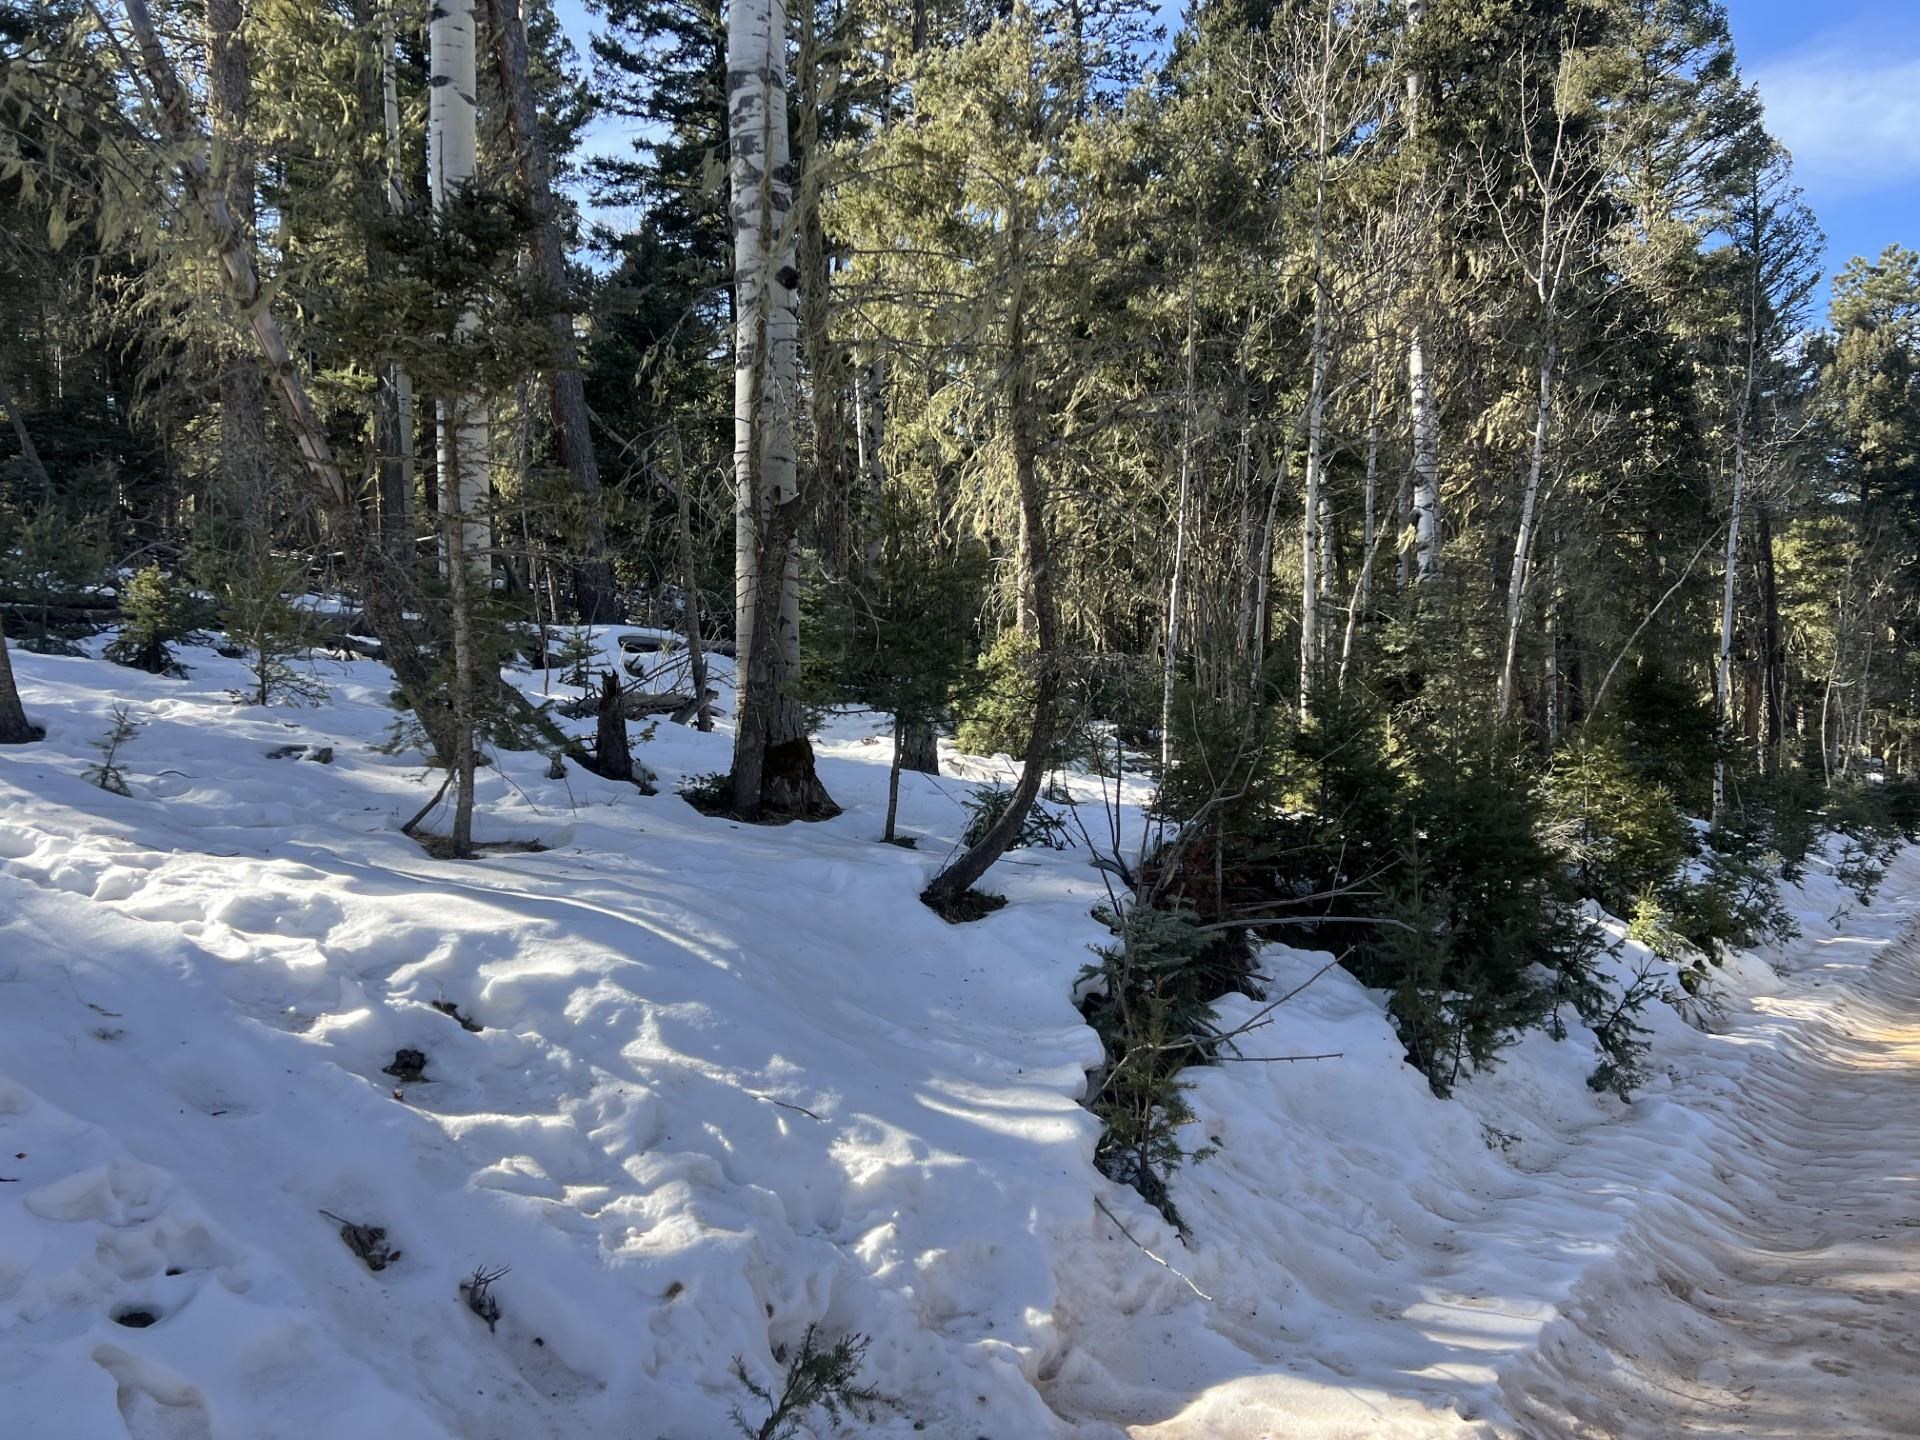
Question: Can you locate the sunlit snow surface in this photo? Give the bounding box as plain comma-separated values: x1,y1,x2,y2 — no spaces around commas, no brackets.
0,628,1913,1438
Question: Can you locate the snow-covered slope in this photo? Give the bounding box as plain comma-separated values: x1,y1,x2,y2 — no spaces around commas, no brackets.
0,633,1911,1439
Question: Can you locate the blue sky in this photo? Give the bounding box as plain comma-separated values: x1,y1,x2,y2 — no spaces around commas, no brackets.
554,0,1917,315
1731,0,1920,309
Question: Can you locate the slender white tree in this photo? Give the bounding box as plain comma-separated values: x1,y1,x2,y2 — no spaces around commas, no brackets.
429,0,490,576
1403,0,1441,584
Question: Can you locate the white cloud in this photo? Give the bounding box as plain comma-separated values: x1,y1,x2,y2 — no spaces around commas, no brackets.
1752,46,1920,195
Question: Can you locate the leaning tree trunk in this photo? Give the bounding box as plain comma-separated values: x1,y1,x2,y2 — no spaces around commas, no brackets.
0,631,36,744
206,0,272,533
726,0,831,819
1497,326,1556,718
0,369,50,496
1338,356,1383,693
922,291,1058,915
117,0,454,760
486,0,618,622
429,0,489,577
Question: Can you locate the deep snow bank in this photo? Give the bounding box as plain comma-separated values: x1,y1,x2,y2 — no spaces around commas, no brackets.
0,633,1909,1438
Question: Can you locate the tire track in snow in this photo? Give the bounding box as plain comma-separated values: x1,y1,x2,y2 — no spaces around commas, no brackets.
1498,919,1920,1438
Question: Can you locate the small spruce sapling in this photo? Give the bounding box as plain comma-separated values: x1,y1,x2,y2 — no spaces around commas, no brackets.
729,1326,881,1440
105,566,197,677
85,704,139,796
202,546,328,706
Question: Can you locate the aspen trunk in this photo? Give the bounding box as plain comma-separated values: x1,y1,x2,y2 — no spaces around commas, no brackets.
1497,329,1556,717
486,0,619,622
727,0,823,817
1713,408,1747,823
1299,5,1334,722
1338,364,1383,692
1161,284,1197,774
1758,503,1783,769
1404,0,1440,584
429,0,490,577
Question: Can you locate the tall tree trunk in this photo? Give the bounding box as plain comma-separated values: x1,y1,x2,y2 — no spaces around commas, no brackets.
376,2,416,558
115,0,454,759
1713,405,1747,824
486,0,618,622
206,0,271,532
672,439,713,732
1338,359,1383,693
1758,502,1783,770
0,631,36,744
922,303,1057,913
1249,431,1294,698
443,417,480,855
1403,0,1440,584
726,0,830,818
1497,327,1556,717
1160,277,1197,774
854,354,886,574
430,0,490,577
1299,6,1334,722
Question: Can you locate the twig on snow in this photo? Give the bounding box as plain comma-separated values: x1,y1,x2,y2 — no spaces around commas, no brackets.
1093,1196,1211,1301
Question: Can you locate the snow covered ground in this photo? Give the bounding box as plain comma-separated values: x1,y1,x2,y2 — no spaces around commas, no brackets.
0,630,1914,1439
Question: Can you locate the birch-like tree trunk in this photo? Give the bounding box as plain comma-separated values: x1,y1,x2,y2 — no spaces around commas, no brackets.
1713,397,1748,823
429,0,490,577
205,0,271,531
1160,279,1197,774
1338,357,1383,692
486,0,619,622
1496,328,1555,715
1298,0,1336,722
726,0,831,818
1403,0,1440,583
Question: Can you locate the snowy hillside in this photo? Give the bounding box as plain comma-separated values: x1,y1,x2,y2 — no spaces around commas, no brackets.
1,635,1912,1439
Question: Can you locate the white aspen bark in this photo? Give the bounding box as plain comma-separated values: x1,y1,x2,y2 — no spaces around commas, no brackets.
1160,289,1198,775
1404,0,1440,583
1338,362,1382,692
1497,329,1556,716
1712,409,1746,823
429,0,489,577
727,0,802,732
1299,0,1335,723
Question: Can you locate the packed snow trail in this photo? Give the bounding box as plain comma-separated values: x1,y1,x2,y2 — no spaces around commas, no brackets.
1499,918,1920,1438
